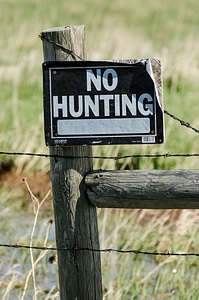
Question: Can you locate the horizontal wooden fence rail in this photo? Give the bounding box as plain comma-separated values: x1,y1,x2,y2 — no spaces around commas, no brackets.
85,170,199,209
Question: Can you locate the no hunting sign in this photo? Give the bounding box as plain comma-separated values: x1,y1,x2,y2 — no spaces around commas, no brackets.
42,59,164,146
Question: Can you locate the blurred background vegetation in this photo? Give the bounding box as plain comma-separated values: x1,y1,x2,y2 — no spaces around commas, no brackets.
0,0,199,173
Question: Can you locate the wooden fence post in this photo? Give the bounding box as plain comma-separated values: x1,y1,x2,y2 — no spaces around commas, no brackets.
40,26,102,300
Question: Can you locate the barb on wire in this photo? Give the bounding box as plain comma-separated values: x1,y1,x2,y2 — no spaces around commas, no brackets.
0,243,199,257
164,109,199,134
39,33,84,61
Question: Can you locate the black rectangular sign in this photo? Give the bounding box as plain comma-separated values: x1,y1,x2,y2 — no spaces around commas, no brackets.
42,59,164,146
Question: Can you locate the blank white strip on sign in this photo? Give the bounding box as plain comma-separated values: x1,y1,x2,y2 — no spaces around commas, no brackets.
57,118,150,136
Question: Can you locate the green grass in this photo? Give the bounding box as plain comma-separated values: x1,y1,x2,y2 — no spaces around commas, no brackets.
1,0,199,299
98,208,199,299
1,0,199,171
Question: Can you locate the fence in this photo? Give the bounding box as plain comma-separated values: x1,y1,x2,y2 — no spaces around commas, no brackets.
0,134,199,299
0,25,199,299
0,121,199,299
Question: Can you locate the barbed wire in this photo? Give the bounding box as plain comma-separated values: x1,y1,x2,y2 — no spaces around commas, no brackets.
0,151,199,161
39,33,85,61
164,110,199,134
37,34,199,140
0,243,198,257
39,35,199,136
39,33,199,136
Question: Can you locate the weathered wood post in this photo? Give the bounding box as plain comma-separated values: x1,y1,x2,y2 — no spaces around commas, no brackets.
85,170,199,209
40,26,102,300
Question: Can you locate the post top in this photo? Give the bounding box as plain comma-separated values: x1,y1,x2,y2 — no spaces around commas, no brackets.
41,25,85,34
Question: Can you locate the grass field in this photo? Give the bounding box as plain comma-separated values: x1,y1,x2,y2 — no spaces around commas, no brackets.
1,0,199,171
0,0,199,299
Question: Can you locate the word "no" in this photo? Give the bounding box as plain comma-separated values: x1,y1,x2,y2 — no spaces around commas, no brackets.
86,69,118,92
